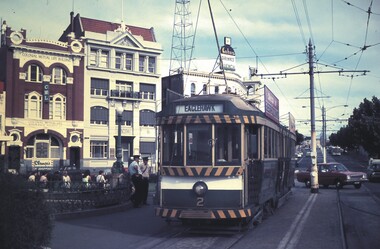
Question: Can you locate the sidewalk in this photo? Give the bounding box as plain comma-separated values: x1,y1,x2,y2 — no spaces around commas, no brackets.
233,182,343,249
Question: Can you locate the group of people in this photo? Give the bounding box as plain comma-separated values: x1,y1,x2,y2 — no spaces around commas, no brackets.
128,155,150,208
27,169,108,190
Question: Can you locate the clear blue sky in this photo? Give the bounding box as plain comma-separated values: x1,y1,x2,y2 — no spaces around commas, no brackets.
1,0,379,136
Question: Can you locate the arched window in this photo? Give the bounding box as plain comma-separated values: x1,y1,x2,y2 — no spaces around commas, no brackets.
90,106,109,124
27,64,43,82
215,86,219,94
51,67,67,84
49,94,66,120
24,92,42,119
202,84,207,95
191,83,196,96
139,110,155,126
25,134,63,159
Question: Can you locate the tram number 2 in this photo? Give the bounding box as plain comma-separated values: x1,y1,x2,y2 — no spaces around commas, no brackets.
196,197,204,207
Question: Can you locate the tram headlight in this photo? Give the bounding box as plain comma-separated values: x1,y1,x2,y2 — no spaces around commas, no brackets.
193,181,208,196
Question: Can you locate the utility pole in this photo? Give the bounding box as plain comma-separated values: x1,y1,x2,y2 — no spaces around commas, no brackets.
322,106,326,164
308,40,318,193
257,40,369,194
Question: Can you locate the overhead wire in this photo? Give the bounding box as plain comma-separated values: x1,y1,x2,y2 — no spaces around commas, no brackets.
219,0,301,116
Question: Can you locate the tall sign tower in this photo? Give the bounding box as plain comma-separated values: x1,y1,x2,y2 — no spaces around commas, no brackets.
169,0,195,75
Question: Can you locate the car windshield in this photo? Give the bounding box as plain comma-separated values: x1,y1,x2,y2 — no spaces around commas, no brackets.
328,163,348,171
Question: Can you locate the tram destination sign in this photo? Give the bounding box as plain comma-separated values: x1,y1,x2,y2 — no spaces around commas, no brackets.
176,103,223,114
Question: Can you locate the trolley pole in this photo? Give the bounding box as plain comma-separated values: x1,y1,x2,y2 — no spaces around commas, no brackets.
308,39,319,193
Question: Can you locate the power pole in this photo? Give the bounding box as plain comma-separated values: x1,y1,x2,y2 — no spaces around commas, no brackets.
257,39,369,194
307,40,319,193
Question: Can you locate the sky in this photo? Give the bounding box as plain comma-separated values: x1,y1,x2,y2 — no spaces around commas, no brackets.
1,0,379,137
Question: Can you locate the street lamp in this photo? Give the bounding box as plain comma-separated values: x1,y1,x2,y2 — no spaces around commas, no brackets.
113,106,124,173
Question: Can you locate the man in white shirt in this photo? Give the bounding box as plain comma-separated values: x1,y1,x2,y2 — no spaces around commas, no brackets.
140,157,150,205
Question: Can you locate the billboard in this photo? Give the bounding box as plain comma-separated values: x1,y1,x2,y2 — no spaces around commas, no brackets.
264,85,279,123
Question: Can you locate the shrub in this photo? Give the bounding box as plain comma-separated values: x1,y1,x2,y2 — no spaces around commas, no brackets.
0,173,53,249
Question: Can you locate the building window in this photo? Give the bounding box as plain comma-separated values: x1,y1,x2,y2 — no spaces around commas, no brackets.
116,110,132,126
25,134,63,159
126,54,133,70
115,52,122,69
202,84,207,95
215,86,219,94
148,57,156,73
140,83,155,100
51,67,67,84
91,78,109,96
27,64,43,82
191,83,196,96
139,109,155,127
99,51,109,68
139,56,145,72
49,94,66,120
90,106,109,125
90,141,108,158
139,141,156,158
89,49,97,66
24,93,42,119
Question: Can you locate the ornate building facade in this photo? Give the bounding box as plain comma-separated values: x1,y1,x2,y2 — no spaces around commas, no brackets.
0,21,85,172
0,12,162,173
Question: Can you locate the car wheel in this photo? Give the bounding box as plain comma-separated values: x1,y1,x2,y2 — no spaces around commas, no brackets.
354,183,362,189
305,180,311,188
335,180,343,189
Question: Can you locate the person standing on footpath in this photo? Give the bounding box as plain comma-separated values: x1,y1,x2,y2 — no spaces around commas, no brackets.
128,155,143,208
140,157,150,205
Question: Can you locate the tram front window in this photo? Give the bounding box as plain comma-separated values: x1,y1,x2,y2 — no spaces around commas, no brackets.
162,125,184,165
215,125,241,165
187,124,212,165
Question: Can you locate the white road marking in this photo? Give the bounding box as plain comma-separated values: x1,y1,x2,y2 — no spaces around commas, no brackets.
276,193,318,249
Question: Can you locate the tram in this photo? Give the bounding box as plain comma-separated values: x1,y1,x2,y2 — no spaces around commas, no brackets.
154,94,296,225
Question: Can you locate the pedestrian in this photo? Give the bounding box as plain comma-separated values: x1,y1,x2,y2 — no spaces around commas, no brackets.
140,156,150,205
28,171,36,182
62,171,71,189
39,172,48,188
96,170,107,189
128,155,143,208
82,170,92,189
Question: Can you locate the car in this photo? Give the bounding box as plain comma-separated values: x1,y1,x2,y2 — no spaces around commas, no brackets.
296,162,368,189
367,159,380,182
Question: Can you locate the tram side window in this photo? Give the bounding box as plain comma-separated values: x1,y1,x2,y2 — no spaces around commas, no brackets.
247,126,258,159
215,125,241,165
162,125,184,165
187,124,212,165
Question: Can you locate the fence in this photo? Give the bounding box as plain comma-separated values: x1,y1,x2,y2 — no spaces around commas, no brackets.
27,176,132,215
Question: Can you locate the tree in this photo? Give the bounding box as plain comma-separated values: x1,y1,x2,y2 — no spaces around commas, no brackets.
329,96,380,157
349,96,380,157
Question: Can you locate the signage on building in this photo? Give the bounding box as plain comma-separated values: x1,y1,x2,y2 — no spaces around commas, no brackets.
264,86,279,123
220,37,236,71
32,159,54,168
43,81,49,103
176,104,223,114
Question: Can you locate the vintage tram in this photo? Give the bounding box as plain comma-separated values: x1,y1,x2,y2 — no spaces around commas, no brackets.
154,94,296,225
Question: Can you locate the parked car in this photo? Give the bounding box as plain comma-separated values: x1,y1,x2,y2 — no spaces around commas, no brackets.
296,162,368,189
367,158,380,182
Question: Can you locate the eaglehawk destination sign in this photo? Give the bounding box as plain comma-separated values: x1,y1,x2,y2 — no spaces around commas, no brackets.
176,104,223,114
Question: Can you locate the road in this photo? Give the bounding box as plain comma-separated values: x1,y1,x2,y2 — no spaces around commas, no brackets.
50,149,380,249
